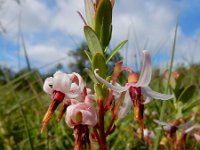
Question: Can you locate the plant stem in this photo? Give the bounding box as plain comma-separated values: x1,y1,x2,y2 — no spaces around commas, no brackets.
98,98,107,150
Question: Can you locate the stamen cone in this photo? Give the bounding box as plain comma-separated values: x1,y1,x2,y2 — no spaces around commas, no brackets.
40,99,60,133
58,104,68,122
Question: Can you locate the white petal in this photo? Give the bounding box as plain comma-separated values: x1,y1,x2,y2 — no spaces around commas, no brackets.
142,87,174,100
94,69,128,92
53,72,71,93
118,91,132,118
134,50,152,87
66,92,81,99
43,77,53,94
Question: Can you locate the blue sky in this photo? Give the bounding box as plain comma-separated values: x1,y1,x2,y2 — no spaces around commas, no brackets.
0,0,199,72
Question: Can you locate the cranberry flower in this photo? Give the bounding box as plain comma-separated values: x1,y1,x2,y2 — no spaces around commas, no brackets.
65,95,97,128
43,71,86,99
41,71,87,133
94,50,174,118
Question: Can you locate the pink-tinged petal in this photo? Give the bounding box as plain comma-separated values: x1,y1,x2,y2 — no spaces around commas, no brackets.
118,91,132,118
94,69,128,92
142,87,174,100
194,134,200,142
43,77,53,94
69,72,86,92
79,109,97,127
65,104,77,128
53,71,71,93
134,50,152,87
65,102,97,128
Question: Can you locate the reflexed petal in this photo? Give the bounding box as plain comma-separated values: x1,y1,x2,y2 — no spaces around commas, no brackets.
185,125,200,133
154,119,175,131
71,72,86,92
194,134,200,142
134,50,152,87
118,91,132,118
154,119,169,126
94,69,128,92
178,120,194,129
43,77,53,94
142,87,174,100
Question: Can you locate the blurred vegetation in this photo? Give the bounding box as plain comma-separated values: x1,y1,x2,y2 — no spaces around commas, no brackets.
0,56,200,149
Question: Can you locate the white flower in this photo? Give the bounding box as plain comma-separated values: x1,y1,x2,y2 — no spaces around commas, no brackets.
94,50,174,118
43,71,86,99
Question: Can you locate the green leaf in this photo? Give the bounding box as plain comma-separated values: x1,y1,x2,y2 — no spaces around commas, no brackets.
84,68,98,83
106,40,128,63
95,0,112,49
182,98,200,113
92,53,107,78
177,85,196,103
94,83,103,99
84,26,103,57
84,50,92,63
84,0,95,28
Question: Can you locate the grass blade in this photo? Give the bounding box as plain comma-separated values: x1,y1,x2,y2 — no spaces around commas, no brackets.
154,17,179,150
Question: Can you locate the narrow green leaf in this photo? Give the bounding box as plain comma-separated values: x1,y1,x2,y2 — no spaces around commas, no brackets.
84,26,103,57
95,0,112,49
19,104,34,150
84,50,92,63
177,85,196,103
92,53,107,78
84,68,98,83
106,40,128,63
183,99,200,113
154,17,179,150
84,0,95,28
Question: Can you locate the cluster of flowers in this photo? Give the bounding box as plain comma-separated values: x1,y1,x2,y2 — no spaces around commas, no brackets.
41,71,97,132
42,50,200,149
41,51,173,131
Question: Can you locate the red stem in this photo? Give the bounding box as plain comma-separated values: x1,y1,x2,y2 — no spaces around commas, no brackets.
98,98,107,150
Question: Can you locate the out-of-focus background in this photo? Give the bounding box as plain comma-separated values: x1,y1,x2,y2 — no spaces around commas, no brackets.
0,0,200,149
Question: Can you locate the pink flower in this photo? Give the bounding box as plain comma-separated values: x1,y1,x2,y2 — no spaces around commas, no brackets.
94,50,174,118
65,95,97,128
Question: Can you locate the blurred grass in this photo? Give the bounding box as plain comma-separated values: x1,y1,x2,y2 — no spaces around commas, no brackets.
0,63,199,150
